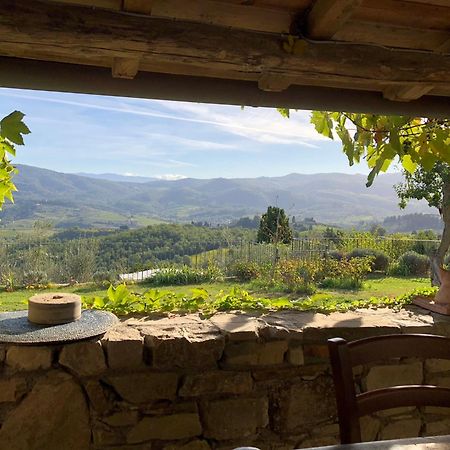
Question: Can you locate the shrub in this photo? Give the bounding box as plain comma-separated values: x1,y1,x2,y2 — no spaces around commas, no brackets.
348,248,389,272
327,250,344,261
93,270,117,284
148,265,223,286
320,256,373,289
22,270,48,287
397,251,430,276
230,261,261,281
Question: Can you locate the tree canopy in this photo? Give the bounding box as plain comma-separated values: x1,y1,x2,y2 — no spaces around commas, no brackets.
278,109,450,187
0,111,30,208
396,162,450,267
257,206,292,244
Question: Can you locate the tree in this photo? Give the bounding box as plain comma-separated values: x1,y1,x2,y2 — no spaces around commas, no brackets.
279,109,450,280
257,206,292,244
0,111,30,208
395,162,450,283
278,109,449,187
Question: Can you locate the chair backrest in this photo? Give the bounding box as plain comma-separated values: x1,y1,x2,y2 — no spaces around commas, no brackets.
328,334,450,444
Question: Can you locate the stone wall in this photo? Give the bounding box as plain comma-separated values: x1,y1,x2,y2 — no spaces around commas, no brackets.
2,306,450,450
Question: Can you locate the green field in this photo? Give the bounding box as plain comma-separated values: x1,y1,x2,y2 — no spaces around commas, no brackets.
0,276,430,313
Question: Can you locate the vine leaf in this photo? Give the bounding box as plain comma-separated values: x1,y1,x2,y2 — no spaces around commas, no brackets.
0,111,31,145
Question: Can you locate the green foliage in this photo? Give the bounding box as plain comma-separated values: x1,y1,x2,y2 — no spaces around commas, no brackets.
230,261,262,281
396,162,450,211
250,257,372,294
257,206,292,244
0,111,30,208
348,248,390,272
308,112,450,187
321,256,373,289
147,265,223,286
396,251,430,276
82,283,438,316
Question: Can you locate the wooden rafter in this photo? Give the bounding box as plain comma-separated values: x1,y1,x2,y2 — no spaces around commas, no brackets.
383,84,435,102
306,0,363,39
112,57,140,79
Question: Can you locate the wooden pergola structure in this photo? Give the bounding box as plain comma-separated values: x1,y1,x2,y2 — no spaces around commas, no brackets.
0,0,449,116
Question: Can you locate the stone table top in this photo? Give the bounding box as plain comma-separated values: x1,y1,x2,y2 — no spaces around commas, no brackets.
112,306,450,343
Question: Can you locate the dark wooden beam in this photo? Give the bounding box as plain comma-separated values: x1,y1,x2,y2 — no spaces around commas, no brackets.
0,0,449,101
307,0,363,39
0,57,449,118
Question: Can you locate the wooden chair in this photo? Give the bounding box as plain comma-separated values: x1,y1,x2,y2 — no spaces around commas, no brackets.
328,334,450,444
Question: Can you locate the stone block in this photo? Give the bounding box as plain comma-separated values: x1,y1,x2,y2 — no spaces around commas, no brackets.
103,326,143,369
128,413,202,443
93,425,125,446
424,406,450,416
59,340,106,377
106,372,178,404
145,334,224,370
6,346,52,371
163,440,210,450
258,341,288,365
83,380,114,414
279,377,336,432
209,313,260,340
360,416,380,442
103,410,139,427
425,418,450,436
223,341,258,365
425,358,450,373
287,345,304,366
0,378,27,403
365,362,423,391
179,371,252,397
224,340,288,366
376,406,416,418
0,371,90,450
380,418,421,441
203,397,268,440
302,344,330,364
427,375,450,388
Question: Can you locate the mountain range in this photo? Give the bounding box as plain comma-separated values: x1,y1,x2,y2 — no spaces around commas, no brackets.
0,165,432,229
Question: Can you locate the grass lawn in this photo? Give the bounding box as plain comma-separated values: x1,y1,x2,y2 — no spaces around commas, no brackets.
0,276,430,313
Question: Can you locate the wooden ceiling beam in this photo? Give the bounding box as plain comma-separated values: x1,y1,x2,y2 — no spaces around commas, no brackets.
122,0,153,14
1,56,449,118
307,0,363,39
1,0,450,98
383,84,435,102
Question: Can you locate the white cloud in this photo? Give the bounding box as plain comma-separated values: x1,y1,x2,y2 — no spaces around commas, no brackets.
1,90,324,147
155,174,187,180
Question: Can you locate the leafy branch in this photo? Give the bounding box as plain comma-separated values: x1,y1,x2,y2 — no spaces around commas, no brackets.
0,111,30,208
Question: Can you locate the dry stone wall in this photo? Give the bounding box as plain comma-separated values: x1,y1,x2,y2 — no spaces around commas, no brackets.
1,306,450,450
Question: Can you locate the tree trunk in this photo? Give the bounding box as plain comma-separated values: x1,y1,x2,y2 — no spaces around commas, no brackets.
432,180,450,286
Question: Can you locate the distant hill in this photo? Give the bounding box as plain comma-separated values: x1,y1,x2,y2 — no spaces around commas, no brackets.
76,172,156,183
383,213,443,233
0,165,433,229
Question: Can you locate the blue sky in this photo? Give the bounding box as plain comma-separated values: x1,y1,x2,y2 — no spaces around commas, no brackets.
0,87,381,180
